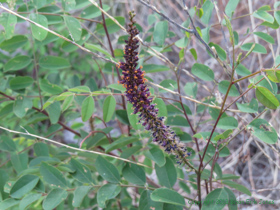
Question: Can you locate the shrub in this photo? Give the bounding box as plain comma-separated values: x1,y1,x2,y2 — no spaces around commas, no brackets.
0,0,279,209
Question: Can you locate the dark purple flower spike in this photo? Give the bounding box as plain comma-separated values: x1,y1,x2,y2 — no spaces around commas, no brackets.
118,11,191,164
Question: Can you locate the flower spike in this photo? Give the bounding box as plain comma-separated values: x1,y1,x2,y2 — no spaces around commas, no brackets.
119,11,191,163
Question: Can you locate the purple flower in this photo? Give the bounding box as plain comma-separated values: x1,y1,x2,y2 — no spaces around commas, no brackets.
118,11,190,161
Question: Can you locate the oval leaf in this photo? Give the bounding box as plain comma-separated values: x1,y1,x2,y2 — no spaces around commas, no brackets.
127,102,142,130
62,94,74,112
155,157,177,188
103,96,116,122
11,153,28,174
64,16,82,41
159,79,177,93
253,10,274,23
247,119,278,144
97,184,121,208
151,188,185,206
236,98,258,113
39,56,70,69
217,116,238,130
122,163,146,185
4,56,32,72
42,188,68,210
81,96,94,122
72,186,91,208
143,64,169,73
225,0,240,17
255,87,279,109
202,188,228,210
105,136,138,153
179,181,191,194
10,175,39,199
40,79,63,95
222,180,251,196
34,142,49,157
85,43,112,58
209,43,227,61
30,14,48,41
10,76,33,90
201,0,214,24
184,82,198,98
0,35,28,52
19,193,42,210
0,136,17,152
253,32,275,44
154,98,168,117
191,63,214,81
68,86,91,93
144,147,166,167
13,96,33,118
224,187,238,210
0,199,20,210
95,156,120,183
139,190,163,210
95,17,125,35
40,162,67,188
1,13,17,39
62,0,76,11
166,115,190,127
46,101,61,124
70,158,93,184
241,43,267,54
81,4,110,19
153,21,168,45
218,80,239,96
236,64,251,76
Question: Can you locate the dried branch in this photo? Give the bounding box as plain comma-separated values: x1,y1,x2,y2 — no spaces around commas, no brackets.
0,125,151,168
148,81,241,112
17,12,102,24
0,4,117,65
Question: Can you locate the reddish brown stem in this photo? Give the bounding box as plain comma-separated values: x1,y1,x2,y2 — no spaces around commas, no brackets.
224,77,265,112
93,58,108,86
176,73,202,161
79,130,112,148
99,0,128,135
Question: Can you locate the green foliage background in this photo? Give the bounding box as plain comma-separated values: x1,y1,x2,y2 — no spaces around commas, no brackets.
0,0,280,209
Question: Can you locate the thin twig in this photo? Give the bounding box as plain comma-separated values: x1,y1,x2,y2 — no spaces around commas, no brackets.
98,0,127,125
254,140,280,169
181,0,248,106
201,109,267,172
0,5,117,65
88,0,176,68
148,81,241,112
0,125,151,168
197,45,238,206
248,0,263,68
79,130,112,148
136,0,193,33
211,0,233,67
17,12,102,24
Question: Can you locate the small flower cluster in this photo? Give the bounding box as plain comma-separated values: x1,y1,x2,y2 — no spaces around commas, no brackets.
118,11,190,163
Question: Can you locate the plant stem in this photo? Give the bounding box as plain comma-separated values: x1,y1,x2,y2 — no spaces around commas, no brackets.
99,0,129,135
197,54,237,207
18,12,102,24
201,109,267,172
225,77,265,111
